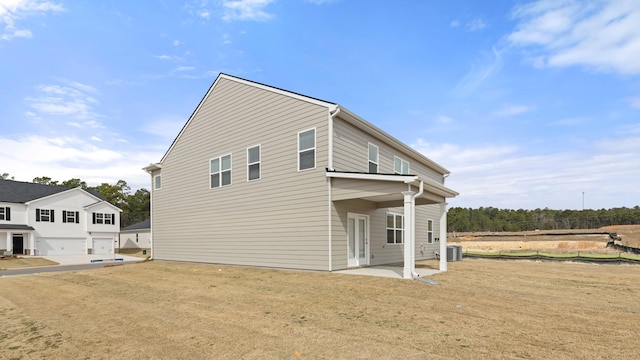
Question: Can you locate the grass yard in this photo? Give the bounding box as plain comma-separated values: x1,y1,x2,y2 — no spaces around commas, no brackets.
1,259,639,359
0,257,58,270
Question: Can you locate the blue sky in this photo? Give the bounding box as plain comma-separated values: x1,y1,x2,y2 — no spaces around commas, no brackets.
1,0,639,210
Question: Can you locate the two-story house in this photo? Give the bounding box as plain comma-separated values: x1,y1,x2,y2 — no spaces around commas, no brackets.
0,180,121,256
144,73,458,278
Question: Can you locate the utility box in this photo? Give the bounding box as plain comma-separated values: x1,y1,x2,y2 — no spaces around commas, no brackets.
447,245,457,262
456,245,463,261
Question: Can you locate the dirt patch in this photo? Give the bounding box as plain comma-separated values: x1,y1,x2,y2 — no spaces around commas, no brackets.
1,260,639,359
602,225,640,248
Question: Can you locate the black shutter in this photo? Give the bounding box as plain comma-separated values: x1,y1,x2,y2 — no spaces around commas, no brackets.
92,212,96,224
111,214,115,225
5,207,10,221
63,210,67,223
51,210,54,222
36,209,40,222
75,211,80,224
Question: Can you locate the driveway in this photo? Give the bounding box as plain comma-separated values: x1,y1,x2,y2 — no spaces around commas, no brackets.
1,254,144,277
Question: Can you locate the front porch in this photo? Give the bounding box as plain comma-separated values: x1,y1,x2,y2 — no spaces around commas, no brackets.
1,226,35,255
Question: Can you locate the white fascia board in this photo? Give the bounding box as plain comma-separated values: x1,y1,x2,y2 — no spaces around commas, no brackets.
326,171,418,183
406,177,459,198
84,201,123,212
143,163,161,173
337,107,451,175
24,187,102,205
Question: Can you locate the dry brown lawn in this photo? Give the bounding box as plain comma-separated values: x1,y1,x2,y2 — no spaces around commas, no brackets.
1,259,639,359
0,257,58,270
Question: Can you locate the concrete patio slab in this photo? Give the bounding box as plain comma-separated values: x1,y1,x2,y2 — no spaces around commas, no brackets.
334,266,440,279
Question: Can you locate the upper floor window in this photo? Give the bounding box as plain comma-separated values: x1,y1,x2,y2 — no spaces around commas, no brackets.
368,143,379,173
63,210,80,224
427,219,434,244
0,206,10,221
210,154,232,188
386,213,403,244
93,212,115,225
36,209,54,222
154,175,162,190
394,156,410,175
247,145,261,181
298,128,315,171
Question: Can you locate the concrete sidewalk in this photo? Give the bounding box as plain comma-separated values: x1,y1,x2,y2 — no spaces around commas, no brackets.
40,254,144,266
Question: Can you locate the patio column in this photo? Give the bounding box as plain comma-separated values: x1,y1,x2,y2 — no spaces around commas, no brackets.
402,190,415,279
7,231,12,252
439,202,448,272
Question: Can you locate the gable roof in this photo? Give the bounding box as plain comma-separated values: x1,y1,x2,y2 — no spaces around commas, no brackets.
0,179,105,204
121,219,150,231
151,73,450,175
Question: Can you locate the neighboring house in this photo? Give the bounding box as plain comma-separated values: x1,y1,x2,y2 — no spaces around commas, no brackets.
119,219,151,250
144,73,458,278
0,180,121,256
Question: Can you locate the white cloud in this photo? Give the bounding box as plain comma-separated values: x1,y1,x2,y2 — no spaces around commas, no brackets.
0,134,162,190
627,94,640,109
508,0,640,75
450,20,460,28
306,0,338,4
493,104,535,117
172,39,182,46
222,0,274,22
140,118,186,141
173,66,195,72
452,46,504,96
26,81,103,122
0,0,64,40
466,18,486,31
435,115,454,124
412,135,640,210
550,117,588,126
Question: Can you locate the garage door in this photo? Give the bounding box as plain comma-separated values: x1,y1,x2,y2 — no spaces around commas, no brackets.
37,238,86,255
93,238,114,255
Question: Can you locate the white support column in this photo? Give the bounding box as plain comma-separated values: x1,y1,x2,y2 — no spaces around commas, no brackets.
439,202,448,272
29,232,35,255
402,191,415,279
7,231,12,252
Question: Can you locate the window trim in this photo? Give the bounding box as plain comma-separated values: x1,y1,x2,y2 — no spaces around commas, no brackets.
210,153,232,189
386,212,404,245
298,128,316,171
394,156,410,175
62,210,80,224
247,145,261,181
0,206,9,221
154,175,162,190
368,143,379,173
427,219,434,244
36,208,54,222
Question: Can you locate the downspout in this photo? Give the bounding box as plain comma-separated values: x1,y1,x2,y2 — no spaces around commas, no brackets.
410,181,424,278
327,106,340,271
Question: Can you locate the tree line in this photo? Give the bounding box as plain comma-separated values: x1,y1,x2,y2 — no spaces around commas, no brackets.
448,206,640,232
1,173,149,228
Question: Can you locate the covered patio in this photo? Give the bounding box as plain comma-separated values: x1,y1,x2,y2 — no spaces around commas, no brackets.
327,170,458,279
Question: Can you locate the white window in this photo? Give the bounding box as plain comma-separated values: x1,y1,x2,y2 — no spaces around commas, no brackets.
368,143,379,173
154,175,161,190
36,209,54,222
247,145,261,181
427,219,434,244
386,213,403,244
298,128,315,171
63,210,79,224
93,213,115,225
394,156,410,174
0,206,8,221
210,154,232,188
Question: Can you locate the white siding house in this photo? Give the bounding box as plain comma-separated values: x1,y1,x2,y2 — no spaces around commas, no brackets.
0,180,121,256
145,73,458,278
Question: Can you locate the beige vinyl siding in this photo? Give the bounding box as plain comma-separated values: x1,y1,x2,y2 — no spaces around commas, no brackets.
333,117,444,182
153,77,331,270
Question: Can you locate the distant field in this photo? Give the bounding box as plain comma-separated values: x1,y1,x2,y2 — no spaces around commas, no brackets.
450,224,640,253
1,259,639,359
